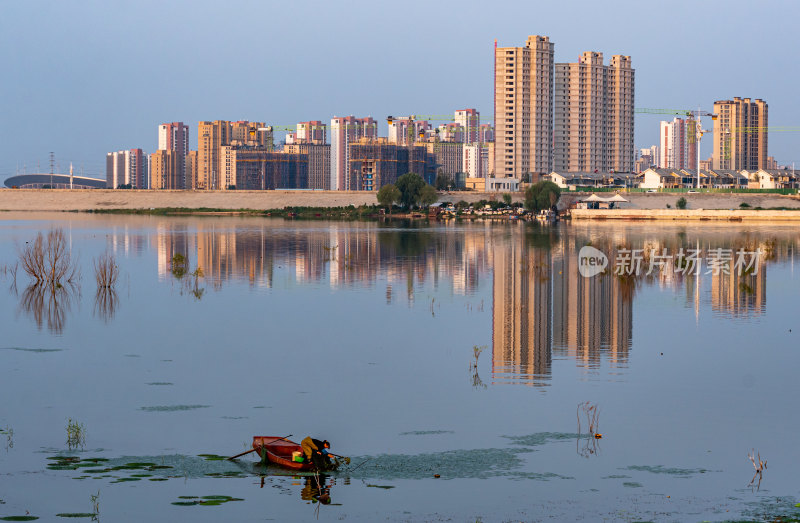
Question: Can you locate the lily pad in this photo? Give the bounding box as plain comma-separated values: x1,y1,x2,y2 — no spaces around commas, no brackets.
0,517,39,521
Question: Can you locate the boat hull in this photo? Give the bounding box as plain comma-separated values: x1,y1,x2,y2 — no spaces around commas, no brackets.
252,436,315,471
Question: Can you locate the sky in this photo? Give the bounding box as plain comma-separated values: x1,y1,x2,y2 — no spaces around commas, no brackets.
1,0,798,182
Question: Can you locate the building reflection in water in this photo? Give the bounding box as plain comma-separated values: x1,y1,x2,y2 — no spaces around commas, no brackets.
144,220,794,386
492,230,633,387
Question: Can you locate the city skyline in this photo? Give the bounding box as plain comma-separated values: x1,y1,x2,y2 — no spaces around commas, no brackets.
2,0,798,183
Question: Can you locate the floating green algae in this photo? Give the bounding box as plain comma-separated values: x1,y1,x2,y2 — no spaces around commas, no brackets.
170,495,243,507
55,514,97,518
0,347,62,353
146,382,173,386
198,454,227,461
366,484,395,489
622,482,643,488
624,465,708,478
0,517,39,521
139,405,210,412
503,432,580,447
399,430,455,436
48,453,248,484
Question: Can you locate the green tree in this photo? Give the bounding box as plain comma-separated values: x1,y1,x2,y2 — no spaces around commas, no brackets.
676,197,687,209
502,193,512,206
524,181,561,212
419,184,438,206
377,184,400,210
395,172,427,209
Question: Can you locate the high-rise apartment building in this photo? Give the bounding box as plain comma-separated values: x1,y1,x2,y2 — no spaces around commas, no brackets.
185,151,197,190
297,121,327,145
479,123,495,143
158,122,189,189
388,117,431,146
197,120,231,190
463,144,489,178
105,149,148,189
231,121,273,148
713,97,768,170
659,118,687,169
150,149,181,190
330,116,378,190
553,52,635,172
437,123,464,143
494,35,554,179
454,109,480,144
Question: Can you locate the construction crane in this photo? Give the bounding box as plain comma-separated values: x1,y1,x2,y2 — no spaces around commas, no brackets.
637,108,716,188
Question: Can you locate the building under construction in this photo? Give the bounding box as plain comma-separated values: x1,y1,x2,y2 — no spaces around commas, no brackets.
348,138,428,191
226,146,309,190
284,143,330,189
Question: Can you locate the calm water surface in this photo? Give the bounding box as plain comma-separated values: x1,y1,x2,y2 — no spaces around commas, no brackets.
1,213,799,522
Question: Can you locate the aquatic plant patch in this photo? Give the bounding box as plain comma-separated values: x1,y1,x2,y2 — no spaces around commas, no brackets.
170,495,244,507
139,405,210,412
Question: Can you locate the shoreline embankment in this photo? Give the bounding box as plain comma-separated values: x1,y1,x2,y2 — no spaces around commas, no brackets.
2,189,800,221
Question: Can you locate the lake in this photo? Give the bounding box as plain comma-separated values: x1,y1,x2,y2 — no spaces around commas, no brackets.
0,213,798,522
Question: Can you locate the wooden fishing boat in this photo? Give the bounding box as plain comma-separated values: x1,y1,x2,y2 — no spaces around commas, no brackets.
252,436,315,471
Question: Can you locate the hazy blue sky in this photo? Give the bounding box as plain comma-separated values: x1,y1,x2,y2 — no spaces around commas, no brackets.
1,0,798,181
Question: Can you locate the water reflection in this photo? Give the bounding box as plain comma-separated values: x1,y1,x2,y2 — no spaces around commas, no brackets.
13,218,796,383
144,220,796,386
19,283,79,335
93,287,118,323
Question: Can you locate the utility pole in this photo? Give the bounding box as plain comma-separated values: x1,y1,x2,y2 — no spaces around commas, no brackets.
49,151,55,189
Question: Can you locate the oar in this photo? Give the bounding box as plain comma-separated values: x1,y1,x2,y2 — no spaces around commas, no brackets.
227,434,293,461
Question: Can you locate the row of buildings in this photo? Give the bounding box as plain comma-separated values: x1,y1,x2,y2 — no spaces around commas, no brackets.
638,97,774,172
101,35,781,193
545,167,799,190
106,114,497,191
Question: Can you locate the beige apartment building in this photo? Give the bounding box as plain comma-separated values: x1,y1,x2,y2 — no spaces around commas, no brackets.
553,52,634,172
494,35,554,180
185,151,197,190
713,97,768,170
150,149,181,190
231,121,273,148
197,120,231,190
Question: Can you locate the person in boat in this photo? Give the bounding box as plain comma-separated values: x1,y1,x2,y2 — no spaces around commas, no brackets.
301,436,332,470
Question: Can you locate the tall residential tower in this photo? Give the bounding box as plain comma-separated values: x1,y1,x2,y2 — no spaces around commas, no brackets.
712,97,768,170
553,52,635,172
494,35,554,179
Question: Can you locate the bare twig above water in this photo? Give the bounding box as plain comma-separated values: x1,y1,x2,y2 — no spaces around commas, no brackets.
19,229,78,288
747,449,767,491
93,252,118,289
